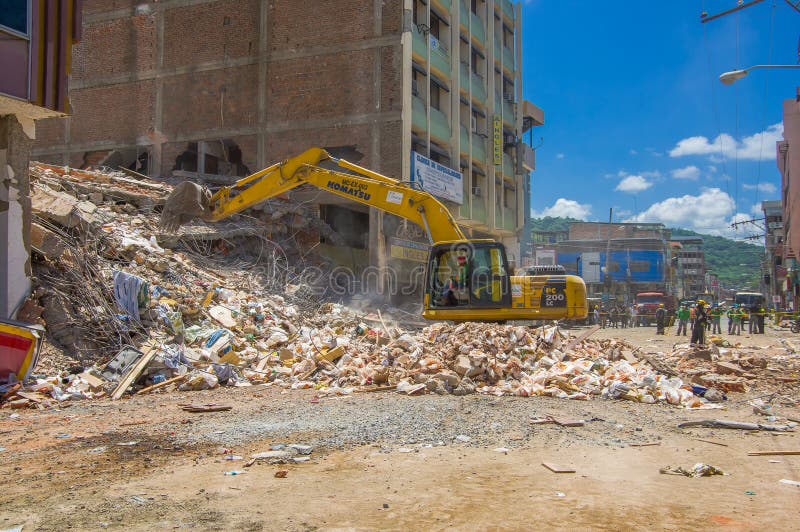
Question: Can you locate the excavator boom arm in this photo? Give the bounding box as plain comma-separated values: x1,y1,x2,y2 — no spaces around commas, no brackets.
206,148,465,243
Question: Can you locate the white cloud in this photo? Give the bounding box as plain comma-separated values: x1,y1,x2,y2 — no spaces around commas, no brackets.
641,170,661,179
615,175,652,193
531,198,592,220
750,203,764,216
671,165,700,180
629,149,638,156
707,165,717,174
624,187,752,237
669,123,783,161
555,153,565,159
742,182,777,194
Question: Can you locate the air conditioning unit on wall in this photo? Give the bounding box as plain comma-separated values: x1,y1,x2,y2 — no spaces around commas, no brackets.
472,186,482,197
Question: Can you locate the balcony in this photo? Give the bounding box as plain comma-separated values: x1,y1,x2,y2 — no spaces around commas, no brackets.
412,24,427,62
502,153,514,177
502,0,514,21
460,0,469,26
429,105,451,144
472,197,487,224
503,98,514,123
494,38,501,60
432,0,452,14
503,206,516,231
412,94,427,134
459,62,470,93
470,12,486,45
471,72,487,102
519,142,535,171
502,46,514,71
471,133,487,164
429,36,451,78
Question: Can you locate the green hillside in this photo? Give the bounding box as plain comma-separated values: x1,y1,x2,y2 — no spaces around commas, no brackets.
670,228,762,289
530,218,763,289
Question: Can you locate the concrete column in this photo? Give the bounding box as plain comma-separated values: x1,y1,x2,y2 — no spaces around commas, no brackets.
0,115,33,319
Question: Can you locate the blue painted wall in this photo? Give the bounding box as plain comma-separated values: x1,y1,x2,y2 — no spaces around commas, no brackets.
557,250,665,282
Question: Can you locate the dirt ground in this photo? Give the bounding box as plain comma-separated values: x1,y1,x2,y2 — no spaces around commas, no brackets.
2,324,799,531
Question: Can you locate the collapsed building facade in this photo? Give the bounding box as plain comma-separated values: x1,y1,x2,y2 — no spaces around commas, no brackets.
32,0,543,302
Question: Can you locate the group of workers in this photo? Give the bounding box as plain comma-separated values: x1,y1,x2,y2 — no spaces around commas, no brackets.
666,300,767,345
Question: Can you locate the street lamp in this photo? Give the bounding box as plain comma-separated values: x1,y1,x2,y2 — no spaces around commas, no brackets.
719,64,800,85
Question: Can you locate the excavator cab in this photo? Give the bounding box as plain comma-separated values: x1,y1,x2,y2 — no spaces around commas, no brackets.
425,241,512,317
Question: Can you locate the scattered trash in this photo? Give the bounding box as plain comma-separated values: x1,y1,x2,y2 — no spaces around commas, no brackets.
493,447,511,453
555,491,566,498
54,433,71,439
455,435,472,443
660,463,727,477
744,490,757,496
223,471,245,476
778,479,800,487
224,455,243,461
87,446,107,454
116,441,139,446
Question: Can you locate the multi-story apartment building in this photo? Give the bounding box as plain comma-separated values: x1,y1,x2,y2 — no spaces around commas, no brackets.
778,88,800,307
670,235,706,298
32,0,542,290
762,199,785,308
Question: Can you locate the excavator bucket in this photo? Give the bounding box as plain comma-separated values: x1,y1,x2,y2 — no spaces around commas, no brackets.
160,181,212,232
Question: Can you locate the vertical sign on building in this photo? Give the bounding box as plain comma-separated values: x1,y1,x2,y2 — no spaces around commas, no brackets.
493,115,503,166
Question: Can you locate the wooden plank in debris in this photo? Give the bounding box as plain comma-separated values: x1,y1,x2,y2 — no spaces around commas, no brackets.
747,450,800,456
563,325,600,352
136,374,187,395
180,403,232,413
693,438,729,447
552,418,585,427
78,372,106,391
542,462,576,473
15,391,49,404
629,442,661,447
111,343,158,400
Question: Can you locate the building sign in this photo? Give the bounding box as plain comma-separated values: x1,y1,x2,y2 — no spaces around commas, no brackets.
389,237,430,263
493,115,503,166
411,151,463,204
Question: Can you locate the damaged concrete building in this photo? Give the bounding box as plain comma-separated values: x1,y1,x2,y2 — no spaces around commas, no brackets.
33,0,543,299
0,0,81,319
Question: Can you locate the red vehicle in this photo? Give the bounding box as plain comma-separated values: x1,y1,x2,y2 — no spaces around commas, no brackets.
635,292,676,326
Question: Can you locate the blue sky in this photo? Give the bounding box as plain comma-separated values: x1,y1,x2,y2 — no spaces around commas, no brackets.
520,0,798,239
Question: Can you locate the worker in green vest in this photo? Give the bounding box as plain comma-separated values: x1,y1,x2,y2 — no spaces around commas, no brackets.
710,304,723,334
675,304,690,336
728,304,741,335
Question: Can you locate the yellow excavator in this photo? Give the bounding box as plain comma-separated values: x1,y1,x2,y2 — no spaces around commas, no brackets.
160,147,587,322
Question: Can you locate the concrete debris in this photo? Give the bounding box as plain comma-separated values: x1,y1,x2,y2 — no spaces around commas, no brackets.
3,162,798,411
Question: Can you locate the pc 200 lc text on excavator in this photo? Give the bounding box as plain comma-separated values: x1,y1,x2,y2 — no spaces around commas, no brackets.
160,147,587,322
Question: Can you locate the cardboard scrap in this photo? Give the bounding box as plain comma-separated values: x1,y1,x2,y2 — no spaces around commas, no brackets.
542,462,576,473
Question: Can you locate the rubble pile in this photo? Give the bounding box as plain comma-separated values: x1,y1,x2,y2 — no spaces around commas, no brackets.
2,163,796,411
663,339,800,396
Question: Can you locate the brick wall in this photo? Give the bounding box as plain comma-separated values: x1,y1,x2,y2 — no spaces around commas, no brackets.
161,65,259,134
72,14,156,82
268,0,375,50
69,80,155,144
267,51,377,123
163,0,259,68
34,0,405,186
